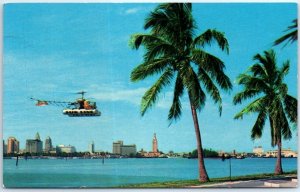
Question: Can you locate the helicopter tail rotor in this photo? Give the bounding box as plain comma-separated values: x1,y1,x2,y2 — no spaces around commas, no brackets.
30,98,49,106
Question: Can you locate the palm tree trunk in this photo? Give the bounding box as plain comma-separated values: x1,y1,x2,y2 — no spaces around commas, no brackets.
275,135,283,174
189,96,209,182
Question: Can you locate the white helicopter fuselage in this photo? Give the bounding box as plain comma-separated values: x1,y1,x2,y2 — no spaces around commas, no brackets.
62,109,101,117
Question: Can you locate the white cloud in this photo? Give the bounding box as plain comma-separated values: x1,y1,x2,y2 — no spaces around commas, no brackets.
156,93,172,109
124,7,141,15
91,86,147,105
89,84,191,111
120,5,156,16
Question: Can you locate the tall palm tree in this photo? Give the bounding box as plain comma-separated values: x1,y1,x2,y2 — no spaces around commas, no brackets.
233,49,297,174
130,3,232,182
274,19,298,46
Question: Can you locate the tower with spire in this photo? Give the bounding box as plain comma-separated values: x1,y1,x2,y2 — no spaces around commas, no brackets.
35,132,41,141
141,133,161,158
26,132,43,154
152,133,158,153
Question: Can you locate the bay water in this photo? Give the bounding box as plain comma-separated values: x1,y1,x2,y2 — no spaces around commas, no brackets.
3,158,297,188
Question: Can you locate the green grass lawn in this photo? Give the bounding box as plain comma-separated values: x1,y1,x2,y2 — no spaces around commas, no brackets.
119,170,297,188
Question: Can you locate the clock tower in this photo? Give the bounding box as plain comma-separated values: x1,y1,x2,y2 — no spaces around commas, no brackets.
152,133,158,153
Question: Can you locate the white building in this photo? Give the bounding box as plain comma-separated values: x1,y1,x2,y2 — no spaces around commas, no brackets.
265,148,297,158
56,145,76,153
253,146,264,156
89,141,95,154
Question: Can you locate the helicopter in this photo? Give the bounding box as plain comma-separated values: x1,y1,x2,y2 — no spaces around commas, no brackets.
30,91,101,117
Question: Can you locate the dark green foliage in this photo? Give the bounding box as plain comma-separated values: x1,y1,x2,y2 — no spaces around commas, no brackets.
233,49,297,146
189,148,219,158
274,19,298,46
130,3,232,121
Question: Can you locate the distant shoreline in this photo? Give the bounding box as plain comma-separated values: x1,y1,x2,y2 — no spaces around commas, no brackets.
3,156,297,160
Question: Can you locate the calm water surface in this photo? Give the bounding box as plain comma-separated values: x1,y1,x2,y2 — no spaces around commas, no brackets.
3,158,297,188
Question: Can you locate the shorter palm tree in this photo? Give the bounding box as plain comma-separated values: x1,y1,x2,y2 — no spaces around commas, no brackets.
233,49,297,174
274,19,297,46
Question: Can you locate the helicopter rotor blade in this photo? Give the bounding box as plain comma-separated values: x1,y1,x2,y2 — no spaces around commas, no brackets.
76,91,87,94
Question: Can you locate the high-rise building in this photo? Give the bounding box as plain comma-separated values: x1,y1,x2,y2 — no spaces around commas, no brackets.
152,133,158,153
121,145,136,156
232,150,236,156
26,132,43,154
7,137,19,154
44,136,52,153
3,140,7,154
89,141,95,154
113,141,123,154
113,141,136,156
56,145,76,153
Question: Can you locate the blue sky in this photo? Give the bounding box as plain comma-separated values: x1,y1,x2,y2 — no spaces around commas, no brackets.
3,3,297,153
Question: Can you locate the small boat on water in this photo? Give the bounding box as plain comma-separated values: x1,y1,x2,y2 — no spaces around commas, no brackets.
12,156,24,160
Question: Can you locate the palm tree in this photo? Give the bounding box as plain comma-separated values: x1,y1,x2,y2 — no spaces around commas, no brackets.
274,19,297,46
130,3,232,182
233,49,297,174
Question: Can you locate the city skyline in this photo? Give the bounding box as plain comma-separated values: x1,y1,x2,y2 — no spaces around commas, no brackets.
3,132,297,154
3,3,297,153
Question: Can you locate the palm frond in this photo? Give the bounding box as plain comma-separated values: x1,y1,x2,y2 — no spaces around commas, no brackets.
279,60,290,74
234,97,267,119
275,60,290,86
253,50,276,81
130,34,171,49
192,49,232,91
198,68,222,115
233,89,261,105
236,74,269,92
193,29,229,54
144,10,170,32
130,34,178,65
283,94,297,124
264,50,277,76
269,116,277,147
131,57,172,82
277,83,288,98
144,43,178,62
145,3,194,47
268,98,289,144
271,99,292,140
192,49,225,71
140,68,174,116
248,63,267,78
183,3,192,12
168,74,184,122
280,108,292,140
251,110,267,140
274,19,298,46
182,66,206,111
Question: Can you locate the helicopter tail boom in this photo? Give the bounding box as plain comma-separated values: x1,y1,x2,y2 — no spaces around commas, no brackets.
35,100,48,106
